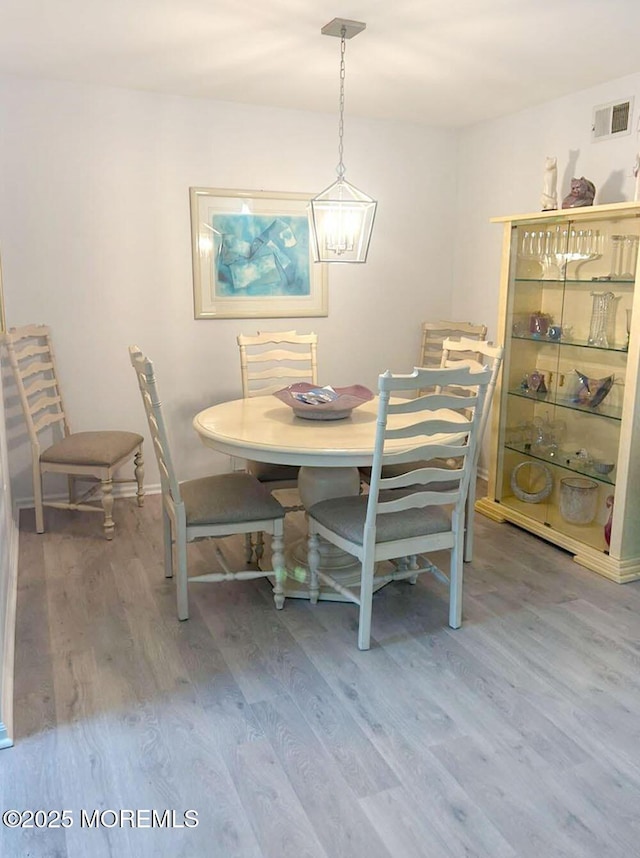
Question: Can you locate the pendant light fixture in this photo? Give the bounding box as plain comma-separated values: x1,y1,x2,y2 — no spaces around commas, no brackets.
308,18,377,263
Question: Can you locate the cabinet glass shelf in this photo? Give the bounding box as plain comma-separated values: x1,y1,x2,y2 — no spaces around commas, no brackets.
515,278,635,286
503,443,616,486
511,334,629,353
507,389,623,421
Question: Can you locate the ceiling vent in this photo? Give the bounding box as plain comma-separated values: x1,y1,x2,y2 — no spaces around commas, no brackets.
592,97,633,141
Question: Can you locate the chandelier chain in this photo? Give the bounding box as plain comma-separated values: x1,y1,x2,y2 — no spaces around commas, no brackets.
337,28,346,179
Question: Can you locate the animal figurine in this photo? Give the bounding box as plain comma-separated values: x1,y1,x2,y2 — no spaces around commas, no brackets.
541,156,558,211
562,177,596,209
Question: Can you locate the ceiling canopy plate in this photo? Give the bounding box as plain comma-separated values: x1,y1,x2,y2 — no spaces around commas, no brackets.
321,18,366,39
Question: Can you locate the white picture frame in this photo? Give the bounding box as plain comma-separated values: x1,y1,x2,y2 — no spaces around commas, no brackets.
190,187,328,319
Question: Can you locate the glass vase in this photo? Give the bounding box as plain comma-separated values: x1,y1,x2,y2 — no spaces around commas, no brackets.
559,477,598,525
587,291,616,348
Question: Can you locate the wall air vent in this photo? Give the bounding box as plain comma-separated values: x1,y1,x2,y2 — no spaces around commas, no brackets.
592,98,633,141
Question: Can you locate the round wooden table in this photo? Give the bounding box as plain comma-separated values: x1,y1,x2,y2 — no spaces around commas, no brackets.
193,395,468,599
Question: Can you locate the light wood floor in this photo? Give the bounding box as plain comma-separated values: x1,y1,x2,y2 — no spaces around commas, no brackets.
4,491,640,858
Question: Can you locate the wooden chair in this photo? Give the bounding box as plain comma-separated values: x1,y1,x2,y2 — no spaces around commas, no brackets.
5,324,144,539
307,363,492,650
129,346,286,620
237,329,318,559
418,320,488,369
361,335,503,562
438,337,503,562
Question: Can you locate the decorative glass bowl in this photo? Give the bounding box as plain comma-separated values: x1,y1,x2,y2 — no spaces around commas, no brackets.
274,383,373,420
572,370,614,408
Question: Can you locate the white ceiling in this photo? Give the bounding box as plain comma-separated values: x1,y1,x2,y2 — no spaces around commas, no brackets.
2,0,640,127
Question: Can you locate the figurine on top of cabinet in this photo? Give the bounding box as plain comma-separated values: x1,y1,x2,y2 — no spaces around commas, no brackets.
562,177,596,208
541,156,558,211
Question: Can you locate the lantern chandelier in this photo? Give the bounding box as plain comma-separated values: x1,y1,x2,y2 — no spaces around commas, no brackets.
308,18,377,264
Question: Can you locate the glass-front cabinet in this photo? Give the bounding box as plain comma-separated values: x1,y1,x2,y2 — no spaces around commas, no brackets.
476,201,640,583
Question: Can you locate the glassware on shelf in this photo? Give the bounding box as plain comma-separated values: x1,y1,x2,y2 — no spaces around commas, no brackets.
587,291,616,347
529,414,566,457
519,227,603,279
609,235,639,280
559,477,598,524
604,495,614,546
625,308,632,351
571,370,614,408
528,312,552,336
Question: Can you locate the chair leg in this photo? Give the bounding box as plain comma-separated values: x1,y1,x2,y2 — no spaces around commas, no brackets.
101,478,115,540
357,557,375,651
162,508,173,578
449,533,464,630
176,520,189,621
463,476,477,563
271,527,285,610
67,476,76,505
33,462,45,534
408,554,419,584
134,447,145,507
308,531,320,604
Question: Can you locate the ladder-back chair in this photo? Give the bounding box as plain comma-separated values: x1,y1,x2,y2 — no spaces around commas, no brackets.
438,337,504,561
307,363,492,650
419,320,488,370
5,324,144,539
129,346,286,620
237,329,318,559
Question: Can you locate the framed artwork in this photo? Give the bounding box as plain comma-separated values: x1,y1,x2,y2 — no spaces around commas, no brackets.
190,187,328,319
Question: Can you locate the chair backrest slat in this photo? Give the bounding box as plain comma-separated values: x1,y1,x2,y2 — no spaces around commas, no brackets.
33,411,67,435
237,330,318,398
23,377,59,399
17,360,56,381
129,346,181,503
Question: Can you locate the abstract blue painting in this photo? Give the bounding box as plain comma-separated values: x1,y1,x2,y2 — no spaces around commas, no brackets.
190,188,327,319
212,213,311,298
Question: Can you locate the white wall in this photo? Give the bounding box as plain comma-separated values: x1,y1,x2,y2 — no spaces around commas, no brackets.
0,75,458,501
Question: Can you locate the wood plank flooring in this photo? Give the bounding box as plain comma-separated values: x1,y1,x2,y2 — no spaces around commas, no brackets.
4,490,640,857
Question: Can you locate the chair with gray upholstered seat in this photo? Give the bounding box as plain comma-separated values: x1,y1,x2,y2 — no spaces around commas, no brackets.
361,336,503,563
5,324,144,539
307,363,492,650
129,345,286,620
237,329,318,559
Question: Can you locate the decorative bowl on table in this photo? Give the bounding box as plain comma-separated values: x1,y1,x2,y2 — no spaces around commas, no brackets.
274,383,374,420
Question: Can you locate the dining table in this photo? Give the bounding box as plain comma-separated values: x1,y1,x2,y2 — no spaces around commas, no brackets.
193,394,469,600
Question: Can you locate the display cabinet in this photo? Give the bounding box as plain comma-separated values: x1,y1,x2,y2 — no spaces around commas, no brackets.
476,201,640,582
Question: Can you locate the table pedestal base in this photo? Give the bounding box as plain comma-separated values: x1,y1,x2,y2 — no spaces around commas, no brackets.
277,465,389,601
